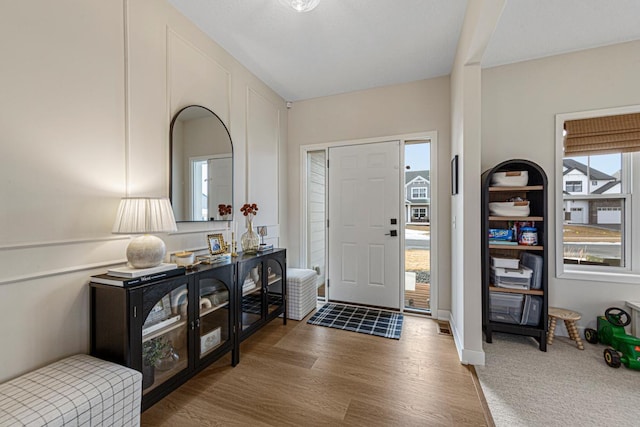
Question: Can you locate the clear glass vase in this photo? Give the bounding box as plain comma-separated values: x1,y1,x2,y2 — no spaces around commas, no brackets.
241,218,260,254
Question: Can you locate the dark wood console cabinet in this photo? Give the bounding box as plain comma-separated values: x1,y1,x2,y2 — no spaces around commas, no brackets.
90,248,286,410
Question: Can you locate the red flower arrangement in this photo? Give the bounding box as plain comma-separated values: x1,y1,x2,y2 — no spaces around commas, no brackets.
218,204,232,216
240,203,258,217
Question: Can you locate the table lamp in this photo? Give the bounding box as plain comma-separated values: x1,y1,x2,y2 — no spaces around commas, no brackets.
112,197,178,268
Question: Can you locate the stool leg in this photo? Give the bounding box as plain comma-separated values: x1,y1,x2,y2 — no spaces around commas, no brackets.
547,317,557,345
566,320,584,350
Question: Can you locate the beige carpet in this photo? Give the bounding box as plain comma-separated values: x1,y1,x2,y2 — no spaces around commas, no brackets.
475,332,640,426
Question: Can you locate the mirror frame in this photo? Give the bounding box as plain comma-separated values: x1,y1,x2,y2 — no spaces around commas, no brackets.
169,105,234,222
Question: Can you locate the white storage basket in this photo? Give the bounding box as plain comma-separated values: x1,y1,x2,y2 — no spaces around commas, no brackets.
489,201,530,217
491,171,529,186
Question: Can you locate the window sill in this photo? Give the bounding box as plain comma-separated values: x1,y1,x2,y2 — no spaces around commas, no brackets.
558,269,640,285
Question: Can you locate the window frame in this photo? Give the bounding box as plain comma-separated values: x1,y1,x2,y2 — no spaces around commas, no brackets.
411,187,427,199
411,207,426,219
555,106,640,284
565,180,582,193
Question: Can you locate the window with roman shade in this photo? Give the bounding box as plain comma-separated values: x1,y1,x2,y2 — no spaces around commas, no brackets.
558,109,640,280
564,112,640,156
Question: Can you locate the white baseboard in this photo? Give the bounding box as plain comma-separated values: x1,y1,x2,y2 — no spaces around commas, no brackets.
446,310,486,366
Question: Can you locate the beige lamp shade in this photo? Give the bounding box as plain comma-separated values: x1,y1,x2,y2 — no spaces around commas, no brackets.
112,197,178,268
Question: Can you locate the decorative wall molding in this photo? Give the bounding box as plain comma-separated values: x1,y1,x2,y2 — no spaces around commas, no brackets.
0,236,129,252
0,259,127,287
167,26,232,127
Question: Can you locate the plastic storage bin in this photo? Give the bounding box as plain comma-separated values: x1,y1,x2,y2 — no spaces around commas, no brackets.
491,171,529,187
489,292,524,324
491,256,519,269
520,252,543,290
521,295,543,326
491,265,533,290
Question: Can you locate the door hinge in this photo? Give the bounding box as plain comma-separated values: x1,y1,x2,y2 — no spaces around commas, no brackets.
327,159,329,168
327,219,329,228
326,279,329,287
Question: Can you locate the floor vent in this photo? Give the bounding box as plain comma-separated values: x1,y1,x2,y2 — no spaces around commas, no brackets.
437,322,452,336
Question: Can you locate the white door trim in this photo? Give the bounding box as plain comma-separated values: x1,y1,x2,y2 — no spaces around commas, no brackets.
299,131,438,314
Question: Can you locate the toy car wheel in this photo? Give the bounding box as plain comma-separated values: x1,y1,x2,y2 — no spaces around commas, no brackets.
584,328,598,344
604,348,621,368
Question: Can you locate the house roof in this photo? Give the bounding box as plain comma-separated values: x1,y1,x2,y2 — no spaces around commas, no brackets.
592,180,621,194
563,159,616,181
405,170,430,185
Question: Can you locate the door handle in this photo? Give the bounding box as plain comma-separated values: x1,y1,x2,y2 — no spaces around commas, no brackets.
385,230,398,237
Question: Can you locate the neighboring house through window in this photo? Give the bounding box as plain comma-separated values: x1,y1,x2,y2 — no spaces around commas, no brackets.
405,170,430,223
557,108,640,281
411,187,427,198
565,180,582,192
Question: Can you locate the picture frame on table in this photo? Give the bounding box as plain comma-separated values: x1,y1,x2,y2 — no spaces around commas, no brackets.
207,233,226,255
451,154,459,195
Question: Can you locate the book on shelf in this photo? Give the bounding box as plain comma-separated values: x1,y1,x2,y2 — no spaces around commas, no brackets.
91,267,186,287
108,263,178,278
489,240,518,245
196,253,231,264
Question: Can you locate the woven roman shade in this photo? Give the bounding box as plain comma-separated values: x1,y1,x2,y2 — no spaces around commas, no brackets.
564,112,640,156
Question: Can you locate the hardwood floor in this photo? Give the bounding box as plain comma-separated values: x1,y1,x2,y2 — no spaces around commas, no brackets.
141,314,490,426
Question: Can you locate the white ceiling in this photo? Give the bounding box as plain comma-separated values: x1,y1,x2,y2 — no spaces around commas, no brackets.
168,0,640,102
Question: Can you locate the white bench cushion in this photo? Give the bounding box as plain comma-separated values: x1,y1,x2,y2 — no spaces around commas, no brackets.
0,354,141,427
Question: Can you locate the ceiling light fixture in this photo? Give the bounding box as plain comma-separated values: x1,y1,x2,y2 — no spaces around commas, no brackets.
279,0,320,13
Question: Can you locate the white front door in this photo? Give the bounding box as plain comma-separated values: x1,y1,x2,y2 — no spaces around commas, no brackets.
328,141,401,309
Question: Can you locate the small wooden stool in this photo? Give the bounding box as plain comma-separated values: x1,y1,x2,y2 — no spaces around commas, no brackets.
547,307,584,350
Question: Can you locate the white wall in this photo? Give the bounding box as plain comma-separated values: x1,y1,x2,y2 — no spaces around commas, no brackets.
449,0,505,366
287,77,452,312
0,0,287,382
482,40,640,329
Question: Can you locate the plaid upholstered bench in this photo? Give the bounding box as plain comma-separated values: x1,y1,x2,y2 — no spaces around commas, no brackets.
0,354,142,426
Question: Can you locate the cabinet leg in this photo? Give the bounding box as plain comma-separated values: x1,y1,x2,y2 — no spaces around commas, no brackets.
539,333,547,351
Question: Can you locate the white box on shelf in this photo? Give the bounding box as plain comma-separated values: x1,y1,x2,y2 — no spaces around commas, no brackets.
491,256,520,269
200,327,221,354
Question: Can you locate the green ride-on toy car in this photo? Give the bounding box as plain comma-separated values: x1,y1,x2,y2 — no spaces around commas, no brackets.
584,307,640,370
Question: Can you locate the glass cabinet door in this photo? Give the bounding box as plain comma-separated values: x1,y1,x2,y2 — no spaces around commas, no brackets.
240,261,263,331
266,259,284,314
141,281,189,394
198,277,231,358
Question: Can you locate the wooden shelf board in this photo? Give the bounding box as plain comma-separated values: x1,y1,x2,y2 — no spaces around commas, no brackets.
489,286,544,296
489,244,543,251
200,302,229,317
242,285,261,296
489,185,544,192
489,216,543,221
142,320,187,342
267,275,282,286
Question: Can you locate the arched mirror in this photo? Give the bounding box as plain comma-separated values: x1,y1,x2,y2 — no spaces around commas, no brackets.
170,105,233,222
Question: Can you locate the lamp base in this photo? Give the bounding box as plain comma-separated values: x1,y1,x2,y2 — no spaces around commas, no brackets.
126,235,166,268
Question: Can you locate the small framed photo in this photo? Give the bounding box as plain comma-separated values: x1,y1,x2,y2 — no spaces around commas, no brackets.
207,233,226,255
451,155,459,195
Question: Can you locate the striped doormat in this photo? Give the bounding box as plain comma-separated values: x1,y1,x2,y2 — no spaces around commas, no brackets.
307,303,403,339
